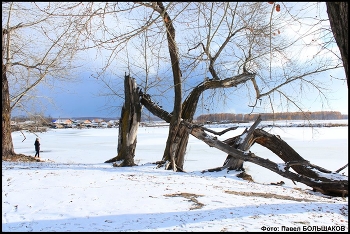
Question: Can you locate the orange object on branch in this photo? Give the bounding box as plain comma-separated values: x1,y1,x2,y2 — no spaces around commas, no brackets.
276,4,280,12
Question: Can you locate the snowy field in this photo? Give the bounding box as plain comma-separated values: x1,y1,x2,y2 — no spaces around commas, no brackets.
2,119,348,232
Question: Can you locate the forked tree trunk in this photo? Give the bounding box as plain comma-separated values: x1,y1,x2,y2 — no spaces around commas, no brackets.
104,75,141,166
160,74,255,171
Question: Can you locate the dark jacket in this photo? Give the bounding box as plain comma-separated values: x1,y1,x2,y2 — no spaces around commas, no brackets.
34,140,40,151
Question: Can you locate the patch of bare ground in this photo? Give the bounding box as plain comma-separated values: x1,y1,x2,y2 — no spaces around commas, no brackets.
224,190,319,202
236,172,254,182
2,154,42,162
164,192,205,210
164,189,321,211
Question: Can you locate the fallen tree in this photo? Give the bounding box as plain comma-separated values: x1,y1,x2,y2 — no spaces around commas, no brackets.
139,91,348,197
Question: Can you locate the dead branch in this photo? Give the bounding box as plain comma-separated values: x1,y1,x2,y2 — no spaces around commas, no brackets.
336,163,348,173
198,125,238,136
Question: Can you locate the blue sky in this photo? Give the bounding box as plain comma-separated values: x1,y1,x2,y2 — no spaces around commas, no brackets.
11,43,348,119
16,66,347,119
35,75,122,118
9,2,349,119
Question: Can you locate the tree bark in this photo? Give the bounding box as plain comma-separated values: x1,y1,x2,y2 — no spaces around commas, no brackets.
326,2,348,87
104,75,141,166
2,28,15,158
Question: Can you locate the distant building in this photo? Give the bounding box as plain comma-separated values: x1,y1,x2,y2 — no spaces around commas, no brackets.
108,120,119,127
53,119,73,128
82,119,92,127
100,121,108,128
92,118,104,123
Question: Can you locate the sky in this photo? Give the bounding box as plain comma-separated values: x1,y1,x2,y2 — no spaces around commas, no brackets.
38,74,118,118
17,66,347,119
3,120,348,231
7,2,348,119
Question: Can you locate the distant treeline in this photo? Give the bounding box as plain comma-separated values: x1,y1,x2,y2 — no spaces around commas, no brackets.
196,111,348,123
12,111,348,123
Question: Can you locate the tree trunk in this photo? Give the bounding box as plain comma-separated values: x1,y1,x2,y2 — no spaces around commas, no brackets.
252,129,320,178
104,75,141,166
326,2,348,87
2,55,15,158
156,2,183,172
165,124,189,170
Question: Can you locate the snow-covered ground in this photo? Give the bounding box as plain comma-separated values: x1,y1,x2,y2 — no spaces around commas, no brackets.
2,119,348,231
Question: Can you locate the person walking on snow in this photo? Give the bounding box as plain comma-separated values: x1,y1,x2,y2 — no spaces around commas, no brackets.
34,138,40,158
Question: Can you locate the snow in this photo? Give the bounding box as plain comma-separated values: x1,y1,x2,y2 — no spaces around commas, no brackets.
2,120,348,232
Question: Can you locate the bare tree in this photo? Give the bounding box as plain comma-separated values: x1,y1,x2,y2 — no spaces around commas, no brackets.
2,2,91,158
89,2,343,172
141,2,343,171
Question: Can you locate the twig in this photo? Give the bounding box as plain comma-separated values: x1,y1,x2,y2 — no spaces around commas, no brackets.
20,130,26,142
336,163,348,173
